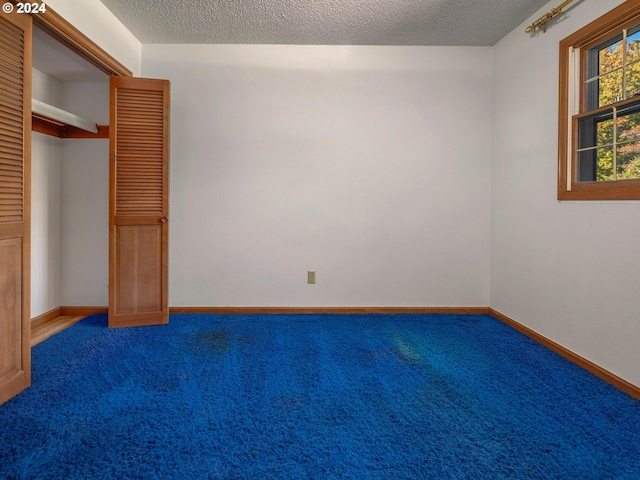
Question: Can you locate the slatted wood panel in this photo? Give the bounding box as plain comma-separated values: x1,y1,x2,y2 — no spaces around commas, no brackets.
109,77,169,328
0,18,24,224
0,12,31,406
115,89,164,217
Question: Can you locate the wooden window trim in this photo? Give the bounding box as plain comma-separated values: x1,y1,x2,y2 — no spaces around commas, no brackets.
558,0,640,200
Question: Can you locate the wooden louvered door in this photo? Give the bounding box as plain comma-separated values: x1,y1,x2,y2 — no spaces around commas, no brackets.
109,76,169,328
0,12,31,405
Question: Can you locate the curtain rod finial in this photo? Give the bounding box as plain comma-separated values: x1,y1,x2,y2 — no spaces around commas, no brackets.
526,0,575,35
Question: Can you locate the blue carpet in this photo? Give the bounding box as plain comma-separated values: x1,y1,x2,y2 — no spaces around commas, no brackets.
1,313,640,479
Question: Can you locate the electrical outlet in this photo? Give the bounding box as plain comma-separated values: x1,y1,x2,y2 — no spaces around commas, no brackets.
308,271,316,284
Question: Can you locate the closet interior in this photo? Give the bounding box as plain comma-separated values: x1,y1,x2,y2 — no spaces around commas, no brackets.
31,25,110,344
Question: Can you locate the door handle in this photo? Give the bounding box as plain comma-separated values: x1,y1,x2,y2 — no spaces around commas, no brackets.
160,217,168,223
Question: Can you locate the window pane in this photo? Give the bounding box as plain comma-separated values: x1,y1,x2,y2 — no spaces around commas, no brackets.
616,105,640,144
617,142,640,179
578,114,613,149
626,29,640,64
599,39,623,76
597,147,615,181
599,70,623,107
625,60,640,98
598,118,614,146
578,147,613,182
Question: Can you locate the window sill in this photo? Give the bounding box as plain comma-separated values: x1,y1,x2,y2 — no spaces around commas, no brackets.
558,178,640,200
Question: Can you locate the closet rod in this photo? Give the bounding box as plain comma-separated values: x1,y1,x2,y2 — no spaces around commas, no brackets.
32,98,99,134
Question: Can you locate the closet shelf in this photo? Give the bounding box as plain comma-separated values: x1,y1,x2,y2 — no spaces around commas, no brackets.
32,98,109,139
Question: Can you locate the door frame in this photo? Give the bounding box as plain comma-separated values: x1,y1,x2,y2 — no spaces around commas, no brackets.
30,6,131,77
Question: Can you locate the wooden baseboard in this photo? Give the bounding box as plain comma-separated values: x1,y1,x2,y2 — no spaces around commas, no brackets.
61,306,108,316
488,308,640,401
31,307,107,346
38,305,489,317
31,307,62,329
169,306,490,315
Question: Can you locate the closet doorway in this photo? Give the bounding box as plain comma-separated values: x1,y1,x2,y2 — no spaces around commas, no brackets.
30,24,111,343
30,8,170,331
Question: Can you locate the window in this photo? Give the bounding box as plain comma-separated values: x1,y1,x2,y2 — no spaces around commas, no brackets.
558,0,640,200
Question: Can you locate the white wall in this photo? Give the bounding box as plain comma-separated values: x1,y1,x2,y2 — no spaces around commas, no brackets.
143,45,493,307
31,74,109,313
60,82,110,307
31,69,63,317
46,0,141,76
31,135,62,317
492,0,640,386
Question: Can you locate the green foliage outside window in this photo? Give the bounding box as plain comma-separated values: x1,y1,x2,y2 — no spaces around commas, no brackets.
595,31,640,181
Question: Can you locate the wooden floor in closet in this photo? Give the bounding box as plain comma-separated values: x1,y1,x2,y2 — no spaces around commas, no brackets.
31,315,84,347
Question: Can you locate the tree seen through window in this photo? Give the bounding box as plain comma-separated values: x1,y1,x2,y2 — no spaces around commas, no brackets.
593,28,640,181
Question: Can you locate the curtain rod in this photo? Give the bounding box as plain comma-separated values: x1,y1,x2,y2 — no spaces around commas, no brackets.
525,0,575,34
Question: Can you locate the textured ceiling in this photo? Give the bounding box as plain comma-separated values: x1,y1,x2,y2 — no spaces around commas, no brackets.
96,0,552,46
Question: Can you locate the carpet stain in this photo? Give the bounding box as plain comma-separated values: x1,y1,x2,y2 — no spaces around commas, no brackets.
191,330,231,355
389,332,423,365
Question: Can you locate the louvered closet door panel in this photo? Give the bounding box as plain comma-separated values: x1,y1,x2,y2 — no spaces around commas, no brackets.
109,77,169,328
0,12,31,406
0,19,25,225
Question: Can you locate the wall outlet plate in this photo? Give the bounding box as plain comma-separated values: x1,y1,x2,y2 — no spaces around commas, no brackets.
308,271,316,284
